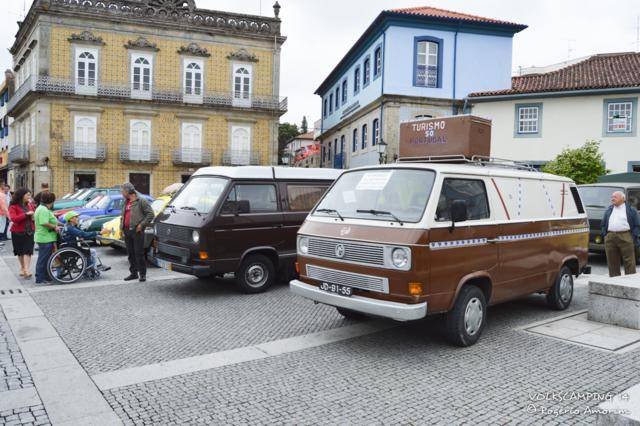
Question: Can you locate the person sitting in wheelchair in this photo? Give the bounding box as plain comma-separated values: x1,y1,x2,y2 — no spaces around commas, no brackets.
62,211,100,269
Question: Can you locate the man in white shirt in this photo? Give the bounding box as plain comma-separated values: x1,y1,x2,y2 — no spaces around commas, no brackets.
602,191,639,277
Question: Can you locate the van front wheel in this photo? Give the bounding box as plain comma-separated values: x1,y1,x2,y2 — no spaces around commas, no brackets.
445,285,487,347
547,266,573,310
236,254,276,294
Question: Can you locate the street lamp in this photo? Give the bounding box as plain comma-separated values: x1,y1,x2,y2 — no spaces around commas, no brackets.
281,155,290,166
377,139,388,164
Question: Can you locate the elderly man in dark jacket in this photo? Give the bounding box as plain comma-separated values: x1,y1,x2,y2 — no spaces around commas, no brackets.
601,191,640,277
120,182,154,282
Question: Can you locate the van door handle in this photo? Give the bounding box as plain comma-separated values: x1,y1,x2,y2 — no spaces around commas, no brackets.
275,224,284,229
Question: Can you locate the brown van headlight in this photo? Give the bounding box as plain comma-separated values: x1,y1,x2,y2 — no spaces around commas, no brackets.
192,230,200,244
298,236,309,255
390,247,410,269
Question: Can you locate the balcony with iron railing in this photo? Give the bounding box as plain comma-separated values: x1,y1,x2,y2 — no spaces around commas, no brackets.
119,145,160,164
222,150,261,166
7,76,288,115
9,144,29,164
172,148,212,167
62,142,107,162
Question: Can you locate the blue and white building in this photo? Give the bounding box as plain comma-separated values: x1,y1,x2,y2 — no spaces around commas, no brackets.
315,6,526,168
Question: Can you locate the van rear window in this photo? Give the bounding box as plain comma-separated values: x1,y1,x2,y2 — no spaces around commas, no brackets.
286,185,328,212
569,186,585,214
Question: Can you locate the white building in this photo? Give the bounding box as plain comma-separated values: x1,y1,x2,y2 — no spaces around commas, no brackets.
468,52,640,173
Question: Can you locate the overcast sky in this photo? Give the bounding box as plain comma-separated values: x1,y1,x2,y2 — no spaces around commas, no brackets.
2,0,639,127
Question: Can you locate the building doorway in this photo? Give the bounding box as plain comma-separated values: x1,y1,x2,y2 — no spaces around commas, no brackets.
74,172,96,190
129,173,150,195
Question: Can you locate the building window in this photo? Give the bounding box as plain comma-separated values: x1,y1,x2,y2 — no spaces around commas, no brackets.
414,37,441,88
231,126,251,165
75,49,98,95
374,46,382,78
515,104,542,137
341,79,348,104
181,122,203,163
328,141,332,161
74,116,97,158
233,64,252,107
130,119,151,161
335,87,340,110
184,60,203,103
361,124,368,149
604,98,637,136
354,67,361,94
329,93,334,114
323,99,328,118
372,118,379,146
363,57,371,87
131,54,152,99
352,128,358,152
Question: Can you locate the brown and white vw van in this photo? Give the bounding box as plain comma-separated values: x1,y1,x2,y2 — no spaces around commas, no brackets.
290,160,589,346
154,166,341,293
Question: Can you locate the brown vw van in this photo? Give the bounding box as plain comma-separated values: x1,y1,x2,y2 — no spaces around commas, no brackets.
154,166,341,293
290,161,589,346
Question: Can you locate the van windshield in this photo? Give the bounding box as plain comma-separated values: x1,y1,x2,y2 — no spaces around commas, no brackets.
577,186,623,208
313,169,435,223
171,177,228,214
85,195,103,208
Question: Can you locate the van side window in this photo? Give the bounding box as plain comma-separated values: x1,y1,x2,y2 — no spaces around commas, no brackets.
221,184,278,214
435,179,490,222
286,185,327,212
569,186,585,214
627,189,640,211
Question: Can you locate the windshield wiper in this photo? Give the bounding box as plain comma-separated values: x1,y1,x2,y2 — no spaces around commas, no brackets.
357,209,404,225
180,206,202,216
585,205,606,208
316,208,344,221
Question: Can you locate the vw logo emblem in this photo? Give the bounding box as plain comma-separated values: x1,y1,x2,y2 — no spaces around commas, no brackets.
335,244,345,258
340,226,351,236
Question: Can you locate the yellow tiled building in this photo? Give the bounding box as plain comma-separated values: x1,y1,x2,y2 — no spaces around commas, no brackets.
7,0,287,195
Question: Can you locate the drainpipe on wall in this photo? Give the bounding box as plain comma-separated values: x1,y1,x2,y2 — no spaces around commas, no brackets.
380,28,387,162
452,25,459,115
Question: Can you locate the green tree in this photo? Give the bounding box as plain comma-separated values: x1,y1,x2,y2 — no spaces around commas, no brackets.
301,116,309,134
542,140,607,184
278,122,300,164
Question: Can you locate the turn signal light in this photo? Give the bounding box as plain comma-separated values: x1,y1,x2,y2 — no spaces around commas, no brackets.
199,251,209,260
295,262,300,274
408,282,423,296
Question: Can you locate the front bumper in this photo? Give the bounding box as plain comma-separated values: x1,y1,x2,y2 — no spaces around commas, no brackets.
155,255,213,278
289,279,427,322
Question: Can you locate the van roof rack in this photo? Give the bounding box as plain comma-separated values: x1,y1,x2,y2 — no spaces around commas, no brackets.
397,155,538,172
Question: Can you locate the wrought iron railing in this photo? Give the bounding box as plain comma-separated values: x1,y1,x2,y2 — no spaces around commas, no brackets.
172,148,212,166
222,150,261,166
9,144,29,164
62,142,107,162
7,76,287,114
119,145,160,164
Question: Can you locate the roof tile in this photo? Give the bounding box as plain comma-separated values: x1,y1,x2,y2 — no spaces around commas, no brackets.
389,6,524,27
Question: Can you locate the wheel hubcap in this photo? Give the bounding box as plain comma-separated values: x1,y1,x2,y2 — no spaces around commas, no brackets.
464,297,483,336
246,264,267,287
559,273,573,303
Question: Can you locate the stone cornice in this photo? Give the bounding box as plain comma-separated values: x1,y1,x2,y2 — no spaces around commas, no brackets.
177,43,210,57
68,30,105,46
227,48,258,63
124,37,160,52
12,0,285,54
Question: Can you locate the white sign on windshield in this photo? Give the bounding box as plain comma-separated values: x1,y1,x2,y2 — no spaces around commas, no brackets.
342,190,357,204
355,172,392,191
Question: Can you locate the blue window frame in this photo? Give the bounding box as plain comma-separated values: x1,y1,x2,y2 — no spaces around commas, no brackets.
603,98,637,137
354,66,360,95
335,87,340,110
373,45,382,79
341,79,348,104
323,98,328,118
514,103,543,138
372,118,379,146
361,124,368,149
363,56,371,87
352,128,358,152
329,93,334,114
413,36,443,88
328,141,332,161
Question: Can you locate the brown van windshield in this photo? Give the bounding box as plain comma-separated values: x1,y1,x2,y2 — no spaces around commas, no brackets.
172,176,229,214
313,169,435,223
577,186,623,208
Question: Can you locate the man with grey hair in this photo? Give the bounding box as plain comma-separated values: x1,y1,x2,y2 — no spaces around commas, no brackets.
601,190,640,277
120,182,154,282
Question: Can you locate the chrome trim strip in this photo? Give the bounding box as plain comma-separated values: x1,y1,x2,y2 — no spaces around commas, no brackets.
429,227,590,250
290,280,426,322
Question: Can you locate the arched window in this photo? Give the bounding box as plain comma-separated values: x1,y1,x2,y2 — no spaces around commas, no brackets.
132,55,152,97
74,116,97,158
374,46,382,78
231,126,251,165
130,120,151,161
354,67,360,94
182,122,202,163
352,128,358,152
233,65,252,106
372,118,380,146
184,61,203,101
363,57,371,86
75,49,98,94
361,124,368,149
415,39,440,88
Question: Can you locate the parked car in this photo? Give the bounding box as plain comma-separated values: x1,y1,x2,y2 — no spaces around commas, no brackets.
72,194,154,232
290,161,589,347
53,187,121,211
577,182,640,259
154,167,341,293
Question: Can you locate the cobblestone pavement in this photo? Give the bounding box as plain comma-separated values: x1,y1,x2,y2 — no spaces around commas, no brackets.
0,405,50,426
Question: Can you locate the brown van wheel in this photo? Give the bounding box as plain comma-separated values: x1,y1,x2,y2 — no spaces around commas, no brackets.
547,266,573,310
445,285,487,347
236,254,276,294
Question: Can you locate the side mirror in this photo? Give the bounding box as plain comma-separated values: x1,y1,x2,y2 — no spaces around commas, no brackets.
449,199,468,232
236,200,250,215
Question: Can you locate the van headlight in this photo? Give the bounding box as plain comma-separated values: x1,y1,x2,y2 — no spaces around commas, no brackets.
390,247,410,269
192,230,200,244
298,236,309,255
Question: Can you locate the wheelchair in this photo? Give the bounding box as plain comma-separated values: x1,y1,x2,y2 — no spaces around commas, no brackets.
47,238,110,284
